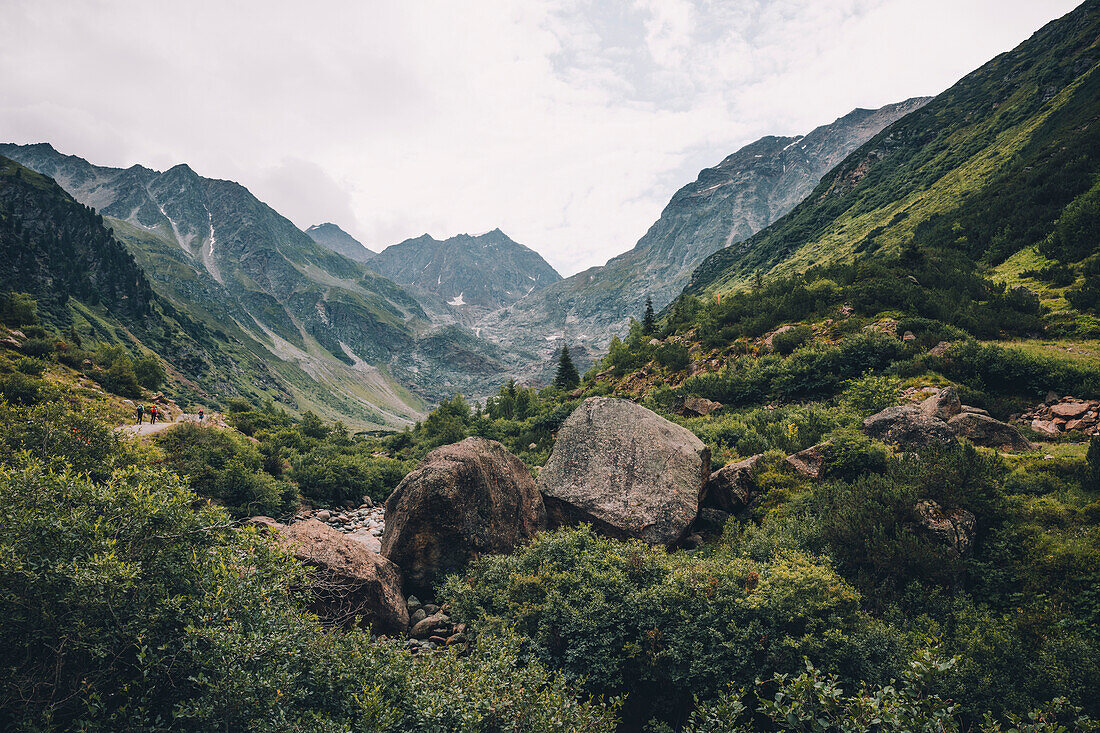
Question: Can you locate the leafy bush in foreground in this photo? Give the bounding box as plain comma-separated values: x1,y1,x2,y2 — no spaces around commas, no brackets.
0,463,618,732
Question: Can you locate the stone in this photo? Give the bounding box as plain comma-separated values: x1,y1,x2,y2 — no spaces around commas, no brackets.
694,508,730,534
863,405,958,450
763,325,794,350
277,519,408,634
702,454,764,511
961,405,990,416
928,341,952,358
245,515,281,531
315,509,332,521
947,413,1032,451
1045,390,1061,404
410,611,450,639
678,397,724,418
1031,419,1060,437
1050,402,1089,419
538,397,710,546
902,330,916,342
920,387,962,421
785,443,830,479
914,500,976,555
409,608,427,626
382,436,546,593
422,603,440,615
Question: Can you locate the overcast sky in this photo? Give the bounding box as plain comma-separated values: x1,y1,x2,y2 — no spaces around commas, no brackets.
0,0,1081,276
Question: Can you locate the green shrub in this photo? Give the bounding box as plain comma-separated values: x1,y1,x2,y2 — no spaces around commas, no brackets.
156,423,295,517
442,526,876,726
771,325,814,355
0,292,38,327
0,372,45,405
0,463,616,732
0,401,127,480
291,448,412,505
132,355,166,390
841,373,902,417
19,337,54,358
14,357,46,376
821,432,889,481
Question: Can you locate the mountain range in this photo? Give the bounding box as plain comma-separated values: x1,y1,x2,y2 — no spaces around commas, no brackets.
8,0,1091,427
473,98,928,381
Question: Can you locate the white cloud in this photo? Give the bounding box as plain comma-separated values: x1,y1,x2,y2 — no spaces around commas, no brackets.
0,0,1082,275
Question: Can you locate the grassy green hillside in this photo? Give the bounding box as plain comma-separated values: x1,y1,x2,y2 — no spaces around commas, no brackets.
689,0,1100,310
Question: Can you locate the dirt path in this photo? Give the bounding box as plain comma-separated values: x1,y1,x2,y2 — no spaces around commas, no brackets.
116,414,205,438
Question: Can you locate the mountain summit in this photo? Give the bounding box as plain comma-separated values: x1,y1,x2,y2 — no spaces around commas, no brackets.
305,222,376,263
369,228,562,314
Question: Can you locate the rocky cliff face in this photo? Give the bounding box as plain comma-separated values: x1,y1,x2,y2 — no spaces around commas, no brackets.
474,99,929,382
306,222,376,263
369,229,561,319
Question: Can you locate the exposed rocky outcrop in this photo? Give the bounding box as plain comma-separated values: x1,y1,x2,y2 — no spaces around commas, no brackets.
702,454,763,512
538,397,710,546
272,518,408,634
1019,396,1100,437
914,500,976,556
382,437,545,593
863,405,958,450
785,443,831,479
866,388,1033,452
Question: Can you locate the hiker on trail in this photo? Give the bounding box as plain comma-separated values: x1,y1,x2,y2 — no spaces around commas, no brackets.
149,405,158,425
136,404,144,424
198,409,204,423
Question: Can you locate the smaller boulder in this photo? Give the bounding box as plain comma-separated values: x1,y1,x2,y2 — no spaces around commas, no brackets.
702,454,763,511
410,611,450,639
928,341,953,358
915,500,976,555
947,413,1032,451
920,388,962,421
863,405,958,450
785,443,830,479
1031,419,1060,437
678,397,724,418
1051,402,1089,419
279,519,408,634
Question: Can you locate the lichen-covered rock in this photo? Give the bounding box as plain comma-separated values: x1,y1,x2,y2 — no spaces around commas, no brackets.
947,412,1032,451
920,387,962,421
277,519,408,634
863,405,958,450
538,397,710,546
678,396,724,418
785,443,830,479
702,454,763,511
382,437,545,593
914,500,976,555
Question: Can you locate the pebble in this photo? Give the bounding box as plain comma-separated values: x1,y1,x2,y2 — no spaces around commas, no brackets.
291,504,386,540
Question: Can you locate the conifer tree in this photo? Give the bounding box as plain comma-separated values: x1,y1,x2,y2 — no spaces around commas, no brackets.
642,296,656,334
553,345,580,390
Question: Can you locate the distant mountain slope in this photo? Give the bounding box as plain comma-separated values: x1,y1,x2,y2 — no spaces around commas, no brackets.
369,229,562,315
688,0,1100,296
0,154,299,407
475,98,927,380
306,222,376,263
0,144,517,424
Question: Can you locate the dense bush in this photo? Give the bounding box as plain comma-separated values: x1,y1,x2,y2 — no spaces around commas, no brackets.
441,526,883,728
291,447,412,504
156,422,296,518
934,341,1100,399
771,324,813,355
0,463,617,732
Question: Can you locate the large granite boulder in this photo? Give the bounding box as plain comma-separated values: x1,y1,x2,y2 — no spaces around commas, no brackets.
862,405,958,450
702,454,764,511
382,437,545,593
277,519,408,634
537,397,710,546
947,412,1032,451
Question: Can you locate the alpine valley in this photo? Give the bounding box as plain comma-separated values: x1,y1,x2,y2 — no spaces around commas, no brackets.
2,2,1100,731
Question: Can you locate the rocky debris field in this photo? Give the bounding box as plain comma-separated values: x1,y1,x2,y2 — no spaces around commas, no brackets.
1019,396,1100,437
293,502,386,553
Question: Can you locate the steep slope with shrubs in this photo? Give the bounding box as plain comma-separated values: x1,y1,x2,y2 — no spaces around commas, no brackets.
689,0,1100,315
